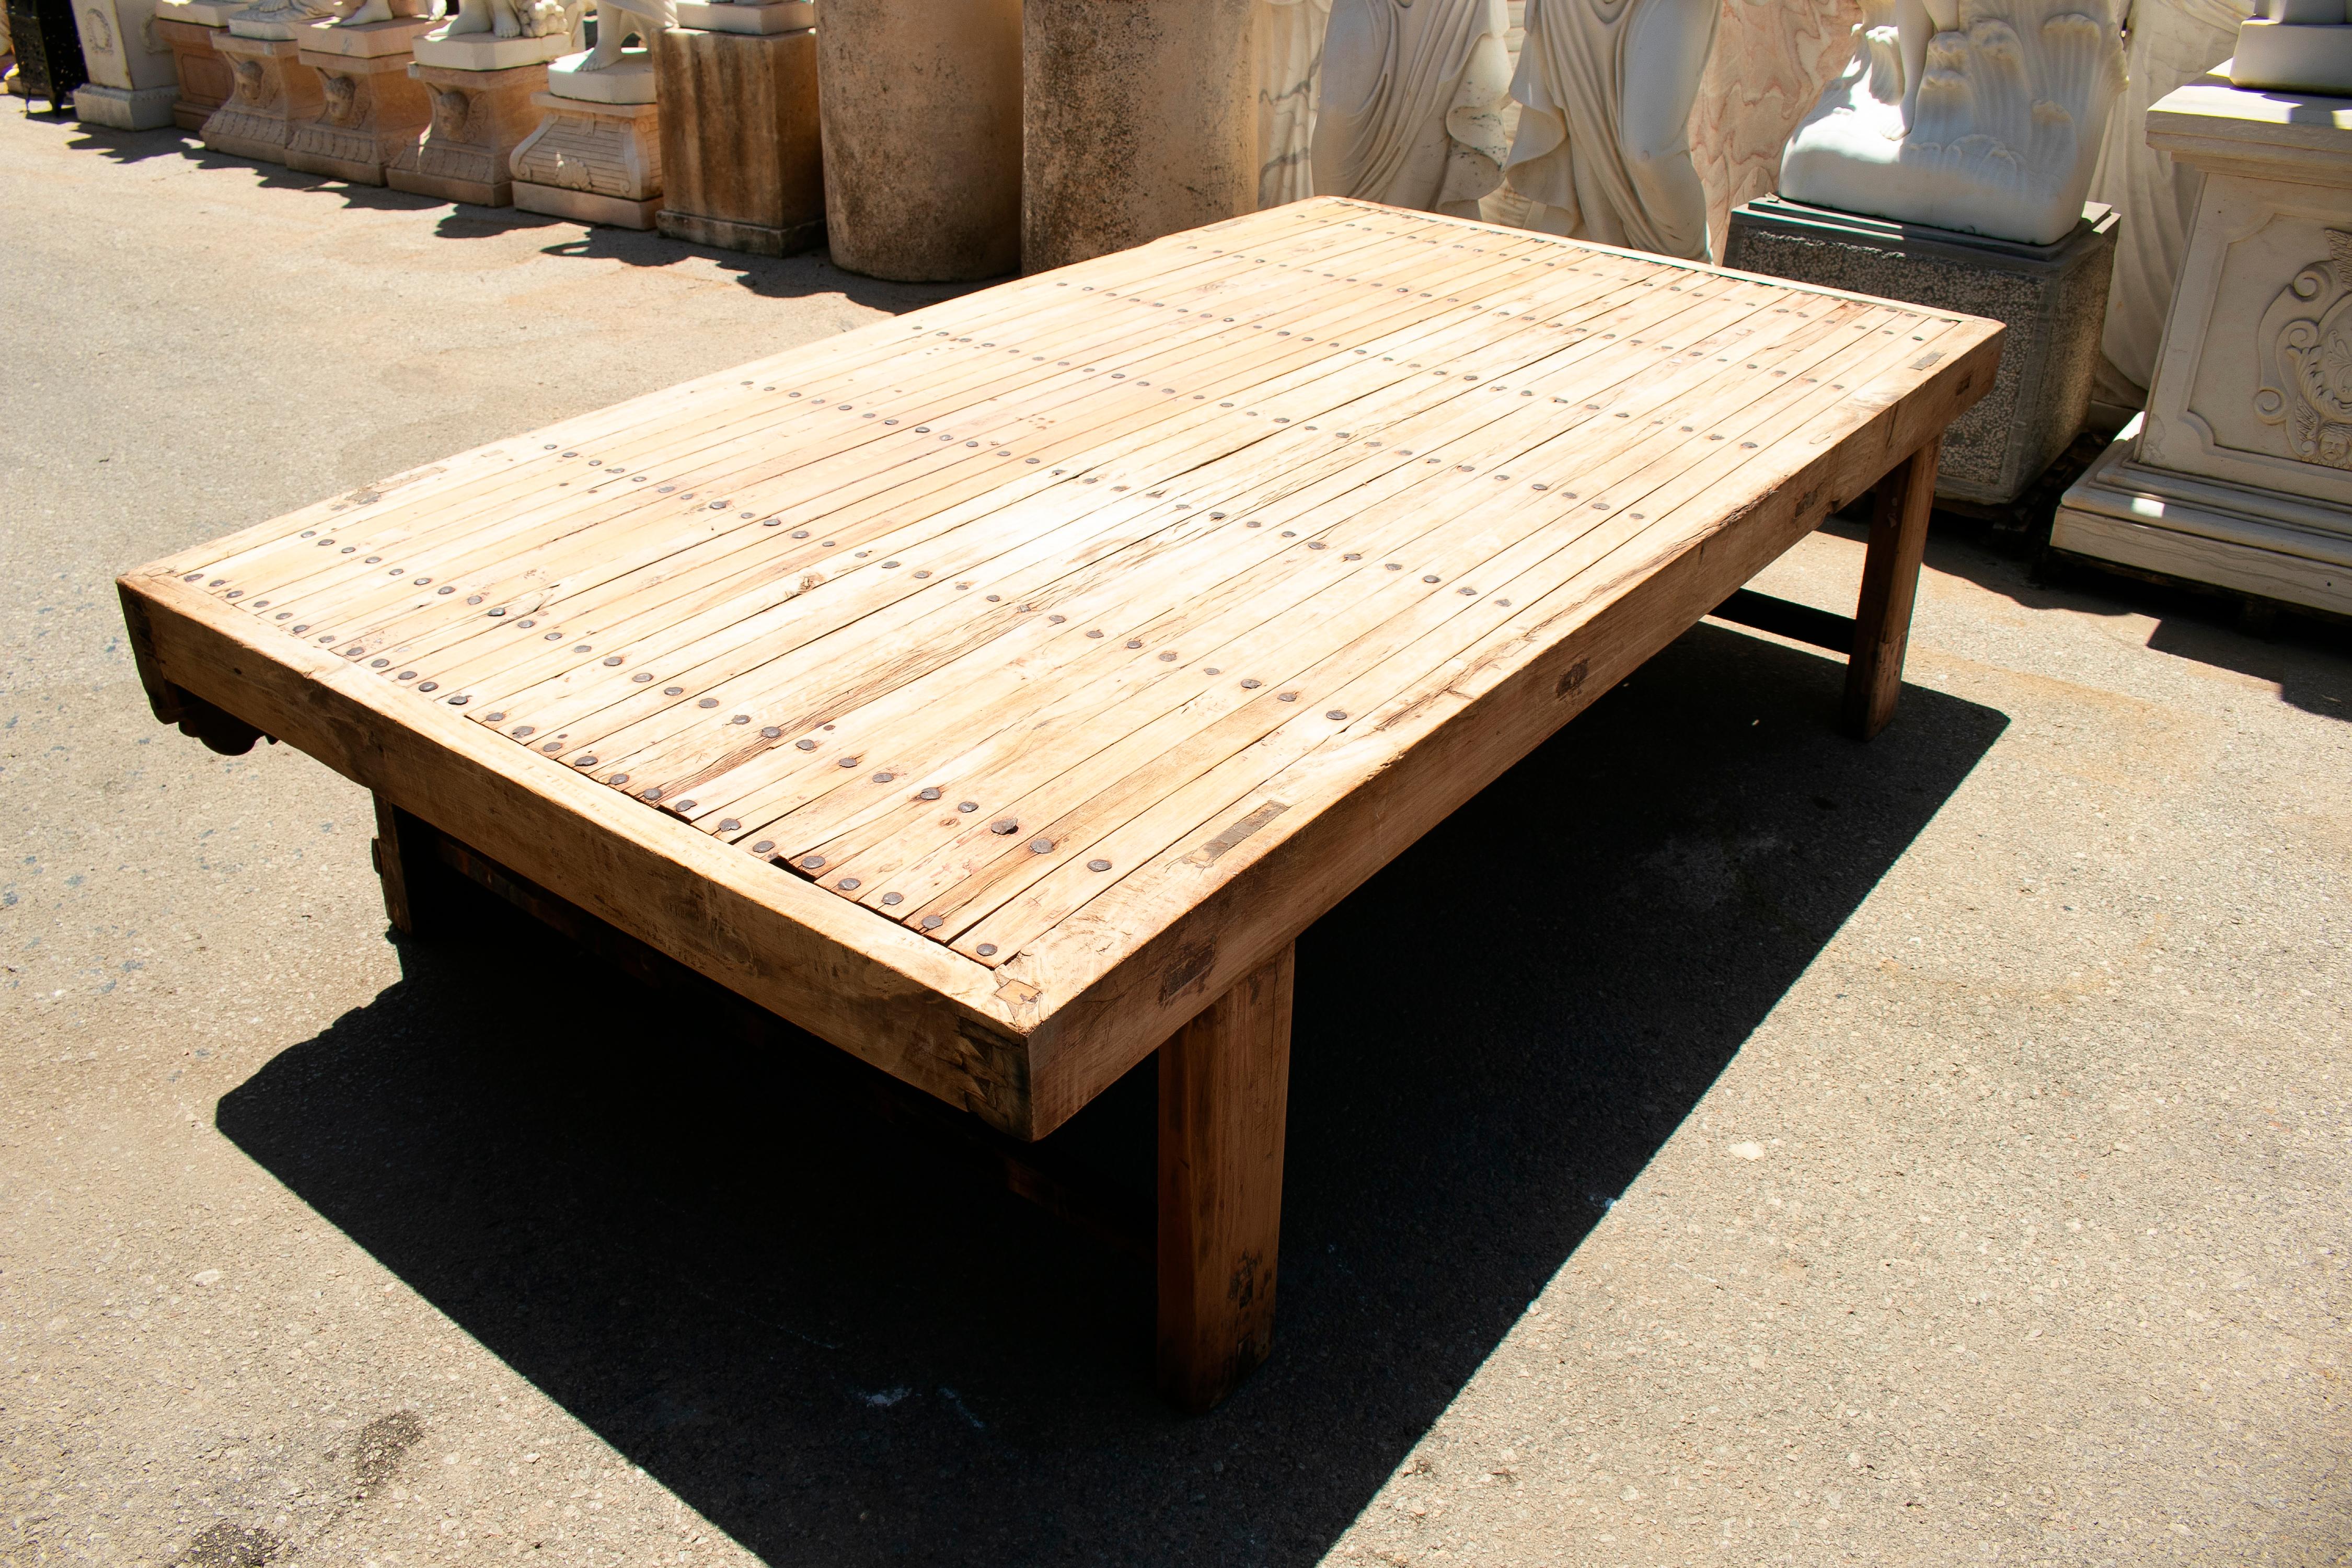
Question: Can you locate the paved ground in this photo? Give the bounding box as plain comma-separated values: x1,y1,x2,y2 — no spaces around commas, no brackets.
4,106,2349,1568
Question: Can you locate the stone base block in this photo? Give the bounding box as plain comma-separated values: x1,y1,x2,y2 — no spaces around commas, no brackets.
200,31,324,163
655,205,822,256
673,0,809,33
409,22,572,70
74,80,179,127
287,42,426,182
545,47,654,101
509,90,659,227
2053,415,2352,616
299,14,434,56
1722,194,2119,507
153,16,233,128
654,24,821,256
512,179,660,227
386,57,547,206
155,0,243,25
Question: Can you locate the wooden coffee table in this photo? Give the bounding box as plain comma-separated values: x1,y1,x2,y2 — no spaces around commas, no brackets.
119,198,1999,1410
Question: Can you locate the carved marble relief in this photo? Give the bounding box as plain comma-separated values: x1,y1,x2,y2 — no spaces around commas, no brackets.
2256,230,2352,469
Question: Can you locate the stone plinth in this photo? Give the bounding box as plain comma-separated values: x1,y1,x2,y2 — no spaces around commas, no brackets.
2054,79,2352,616
672,0,804,32
654,21,821,255
1722,194,2117,506
390,57,546,204
152,15,232,128
409,19,571,70
72,0,181,128
1021,0,1254,273
287,16,432,182
201,30,324,162
510,66,661,227
816,0,1019,281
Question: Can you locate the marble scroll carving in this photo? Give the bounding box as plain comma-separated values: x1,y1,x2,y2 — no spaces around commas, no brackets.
1780,0,2128,247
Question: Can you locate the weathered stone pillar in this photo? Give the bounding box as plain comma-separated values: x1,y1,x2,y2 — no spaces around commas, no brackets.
1021,0,1255,273
817,0,1022,281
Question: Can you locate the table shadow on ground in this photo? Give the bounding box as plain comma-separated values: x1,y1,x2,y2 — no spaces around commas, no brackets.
216,621,2006,1566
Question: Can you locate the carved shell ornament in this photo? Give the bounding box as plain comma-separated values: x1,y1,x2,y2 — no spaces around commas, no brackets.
2255,228,2352,471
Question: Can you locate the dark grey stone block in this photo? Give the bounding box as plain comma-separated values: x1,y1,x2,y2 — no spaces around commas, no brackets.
1721,195,2118,506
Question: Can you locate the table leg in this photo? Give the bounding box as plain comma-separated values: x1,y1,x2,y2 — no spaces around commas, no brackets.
1843,438,1941,741
1157,941,1295,1413
370,793,443,938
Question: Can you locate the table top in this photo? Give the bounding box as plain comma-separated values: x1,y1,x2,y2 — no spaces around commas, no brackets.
128,198,1999,1135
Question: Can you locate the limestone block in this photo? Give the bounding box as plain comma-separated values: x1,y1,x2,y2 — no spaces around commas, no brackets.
654,21,822,255
1023,0,1256,273
288,18,432,181
817,0,1021,281
1724,194,2117,504
390,56,547,204
511,89,660,226
200,30,324,160
2055,80,2352,614
152,14,229,124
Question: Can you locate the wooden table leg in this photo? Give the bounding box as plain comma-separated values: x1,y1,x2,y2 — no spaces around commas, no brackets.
370,793,443,938
1157,941,1295,1413
1842,437,1941,741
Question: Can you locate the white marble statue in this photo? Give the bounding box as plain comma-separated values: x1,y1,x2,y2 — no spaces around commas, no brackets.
1779,0,2128,247
444,0,573,40
1504,0,1722,260
1259,0,1332,206
228,0,355,30
1311,0,1514,220
2086,0,2251,401
579,0,671,65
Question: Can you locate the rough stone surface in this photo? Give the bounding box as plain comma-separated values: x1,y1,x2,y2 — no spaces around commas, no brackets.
1724,196,2117,507
5,107,2351,1568
817,0,1021,282
1021,0,1256,273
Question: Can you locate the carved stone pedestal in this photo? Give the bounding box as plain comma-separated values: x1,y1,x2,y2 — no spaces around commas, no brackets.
511,50,661,228
2054,79,2352,617
200,31,323,163
1723,194,2118,507
389,56,547,206
72,0,181,128
287,15,432,183
654,20,821,256
152,0,237,128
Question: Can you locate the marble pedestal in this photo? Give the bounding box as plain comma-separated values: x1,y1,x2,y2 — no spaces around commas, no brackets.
2054,79,2352,617
152,0,236,127
72,0,180,128
390,55,550,205
201,31,324,162
1021,0,1256,273
654,19,821,255
1722,195,2118,507
510,51,661,227
816,0,1019,281
287,15,432,182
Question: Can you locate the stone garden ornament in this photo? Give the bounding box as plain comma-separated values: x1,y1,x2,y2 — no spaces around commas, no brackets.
1780,0,2128,246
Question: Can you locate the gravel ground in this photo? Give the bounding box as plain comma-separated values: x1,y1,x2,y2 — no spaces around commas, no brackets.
3,107,2348,1568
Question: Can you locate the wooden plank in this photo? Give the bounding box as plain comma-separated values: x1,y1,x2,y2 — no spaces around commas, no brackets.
1156,940,1292,1413
1843,439,1940,740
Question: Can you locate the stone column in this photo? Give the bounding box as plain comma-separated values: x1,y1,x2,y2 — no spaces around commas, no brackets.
1022,0,1256,272
817,0,1021,281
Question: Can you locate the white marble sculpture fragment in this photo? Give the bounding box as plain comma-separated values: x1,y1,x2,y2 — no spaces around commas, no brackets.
2086,0,2250,399
444,0,575,40
1311,0,1514,220
1259,0,1333,207
1779,0,2128,246
579,0,672,66
1504,0,1722,260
